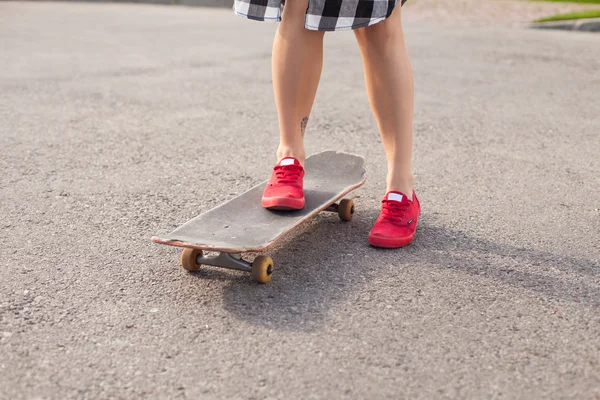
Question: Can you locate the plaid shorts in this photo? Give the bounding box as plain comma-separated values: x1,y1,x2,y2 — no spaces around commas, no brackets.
234,0,407,31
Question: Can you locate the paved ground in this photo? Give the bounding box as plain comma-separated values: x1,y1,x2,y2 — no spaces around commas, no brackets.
1,2,599,399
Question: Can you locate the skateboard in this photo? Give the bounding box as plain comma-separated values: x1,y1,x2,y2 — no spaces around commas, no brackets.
151,150,367,283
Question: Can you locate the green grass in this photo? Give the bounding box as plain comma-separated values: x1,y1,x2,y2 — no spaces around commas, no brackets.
534,9,600,21
531,0,600,4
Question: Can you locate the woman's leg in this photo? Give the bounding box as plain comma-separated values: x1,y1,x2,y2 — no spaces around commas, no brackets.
354,6,414,198
272,0,325,164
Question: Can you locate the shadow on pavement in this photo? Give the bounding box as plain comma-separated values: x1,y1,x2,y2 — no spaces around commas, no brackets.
188,213,599,332
417,220,600,306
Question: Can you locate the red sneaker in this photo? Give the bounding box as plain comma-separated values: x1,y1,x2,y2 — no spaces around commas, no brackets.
368,191,420,248
261,157,305,210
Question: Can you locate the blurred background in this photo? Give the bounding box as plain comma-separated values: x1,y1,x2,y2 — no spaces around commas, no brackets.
24,0,600,27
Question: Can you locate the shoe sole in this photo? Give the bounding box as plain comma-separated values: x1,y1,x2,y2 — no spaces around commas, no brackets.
368,219,418,248
368,232,415,248
261,197,305,211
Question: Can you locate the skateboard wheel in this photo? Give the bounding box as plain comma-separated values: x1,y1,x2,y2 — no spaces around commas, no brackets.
251,255,274,284
181,248,203,271
338,199,355,221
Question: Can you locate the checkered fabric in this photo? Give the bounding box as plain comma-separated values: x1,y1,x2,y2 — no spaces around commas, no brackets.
234,0,407,31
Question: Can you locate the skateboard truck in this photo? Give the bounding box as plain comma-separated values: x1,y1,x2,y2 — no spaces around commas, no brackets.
180,248,275,283
194,252,251,272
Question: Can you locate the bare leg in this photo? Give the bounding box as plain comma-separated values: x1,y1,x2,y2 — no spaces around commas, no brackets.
354,6,414,198
272,0,325,165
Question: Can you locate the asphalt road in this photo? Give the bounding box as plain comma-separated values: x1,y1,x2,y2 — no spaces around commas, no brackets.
1,2,599,399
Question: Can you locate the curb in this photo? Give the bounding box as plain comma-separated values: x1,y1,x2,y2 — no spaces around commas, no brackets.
530,17,600,32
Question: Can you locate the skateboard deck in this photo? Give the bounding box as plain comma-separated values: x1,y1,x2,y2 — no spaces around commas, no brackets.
151,150,366,282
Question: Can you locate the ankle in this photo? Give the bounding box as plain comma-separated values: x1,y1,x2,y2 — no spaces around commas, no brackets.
277,146,305,166
386,174,414,200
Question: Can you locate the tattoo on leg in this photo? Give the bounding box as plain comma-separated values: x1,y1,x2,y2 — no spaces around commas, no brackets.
300,117,309,138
